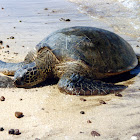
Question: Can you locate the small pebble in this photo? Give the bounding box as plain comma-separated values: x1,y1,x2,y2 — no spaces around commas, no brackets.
87,120,92,123
35,138,40,140
0,40,3,45
10,36,14,39
80,111,85,114
99,100,106,104
59,18,71,22
0,127,4,131
14,129,20,135
136,45,139,47
65,19,71,22
91,131,100,137
20,98,23,101
0,96,5,101
80,98,87,101
5,51,9,54
52,10,56,13
14,52,18,55
44,8,48,10
6,45,10,48
8,129,15,134
19,20,22,22
15,112,23,118
1,7,4,10
115,93,122,97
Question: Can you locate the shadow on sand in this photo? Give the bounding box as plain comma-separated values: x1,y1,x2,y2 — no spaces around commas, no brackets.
102,65,140,84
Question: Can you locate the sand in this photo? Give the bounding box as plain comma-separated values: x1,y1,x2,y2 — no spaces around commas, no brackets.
0,0,140,140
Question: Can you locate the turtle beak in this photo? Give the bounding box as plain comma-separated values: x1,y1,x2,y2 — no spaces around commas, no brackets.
14,62,42,88
14,65,28,88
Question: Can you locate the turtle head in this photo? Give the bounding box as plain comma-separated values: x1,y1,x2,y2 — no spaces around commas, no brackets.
14,62,43,88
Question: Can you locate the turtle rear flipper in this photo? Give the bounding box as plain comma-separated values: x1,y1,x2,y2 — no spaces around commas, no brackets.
58,73,127,96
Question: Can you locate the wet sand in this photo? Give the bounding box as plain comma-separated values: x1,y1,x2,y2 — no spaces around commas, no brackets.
0,0,140,140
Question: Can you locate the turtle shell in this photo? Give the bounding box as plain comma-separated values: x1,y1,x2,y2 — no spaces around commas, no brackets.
36,26,137,76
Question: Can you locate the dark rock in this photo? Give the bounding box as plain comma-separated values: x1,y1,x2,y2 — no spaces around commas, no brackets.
80,98,87,101
14,129,21,135
91,131,100,137
59,18,71,22
10,36,14,39
115,93,122,97
0,127,4,131
8,129,15,134
65,19,71,22
80,111,85,114
6,45,10,48
15,112,24,118
4,51,9,54
14,52,18,55
87,120,92,123
99,100,106,104
0,96,5,101
44,8,48,10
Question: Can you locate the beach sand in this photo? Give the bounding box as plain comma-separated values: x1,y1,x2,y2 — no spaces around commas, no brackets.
0,0,140,140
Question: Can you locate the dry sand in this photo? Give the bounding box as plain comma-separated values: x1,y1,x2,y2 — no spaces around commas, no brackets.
0,0,140,140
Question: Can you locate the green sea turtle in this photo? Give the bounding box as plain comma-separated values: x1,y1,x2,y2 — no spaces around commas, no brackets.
0,26,138,95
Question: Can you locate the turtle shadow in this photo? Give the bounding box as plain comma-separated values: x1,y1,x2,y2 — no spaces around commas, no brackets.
32,78,59,88
102,65,140,84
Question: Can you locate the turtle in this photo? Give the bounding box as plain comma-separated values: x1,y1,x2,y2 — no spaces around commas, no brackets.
0,26,138,95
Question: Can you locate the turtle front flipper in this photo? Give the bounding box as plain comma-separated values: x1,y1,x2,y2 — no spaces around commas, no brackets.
0,60,24,76
0,50,36,76
58,73,127,96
